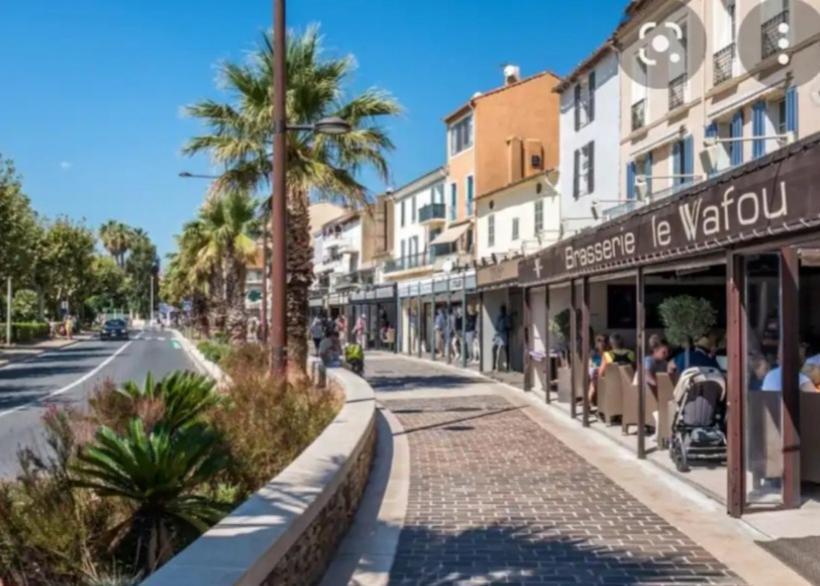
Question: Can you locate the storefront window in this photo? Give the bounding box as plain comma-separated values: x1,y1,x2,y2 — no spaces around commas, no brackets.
744,254,783,505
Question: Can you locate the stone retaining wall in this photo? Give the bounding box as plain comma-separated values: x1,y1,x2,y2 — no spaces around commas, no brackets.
143,354,376,586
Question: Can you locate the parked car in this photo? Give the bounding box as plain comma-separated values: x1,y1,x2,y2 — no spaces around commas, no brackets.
100,319,129,340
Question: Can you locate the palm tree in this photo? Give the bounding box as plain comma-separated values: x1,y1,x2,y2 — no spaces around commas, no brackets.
184,26,400,373
99,221,133,268
72,420,227,575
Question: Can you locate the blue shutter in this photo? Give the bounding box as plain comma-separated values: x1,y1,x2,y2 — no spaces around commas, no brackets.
730,111,744,167
752,101,766,159
644,152,653,196
672,141,682,187
684,135,694,184
626,162,636,200
705,122,719,177
786,86,798,135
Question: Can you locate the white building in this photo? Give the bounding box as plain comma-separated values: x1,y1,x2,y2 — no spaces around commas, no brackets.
556,44,622,233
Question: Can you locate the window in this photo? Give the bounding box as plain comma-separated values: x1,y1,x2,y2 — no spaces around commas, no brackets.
433,183,444,204
487,214,495,248
534,200,544,235
672,137,694,186
400,200,406,227
776,97,788,135
574,71,596,131
400,239,406,260
449,183,457,221
449,115,473,156
410,236,419,259
411,195,417,223
572,141,595,198
512,217,520,241
466,176,474,216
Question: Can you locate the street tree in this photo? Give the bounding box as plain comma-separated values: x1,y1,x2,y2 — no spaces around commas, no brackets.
184,26,399,373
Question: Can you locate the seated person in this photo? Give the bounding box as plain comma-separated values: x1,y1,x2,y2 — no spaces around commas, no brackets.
747,353,770,391
762,366,815,393
588,334,609,405
671,336,720,375
643,335,670,401
318,330,342,367
599,333,636,379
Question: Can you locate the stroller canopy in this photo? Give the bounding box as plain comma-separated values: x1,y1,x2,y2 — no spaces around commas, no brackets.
673,366,726,406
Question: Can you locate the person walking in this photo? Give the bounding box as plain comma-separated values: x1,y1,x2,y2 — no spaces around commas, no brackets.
335,313,348,345
492,305,512,371
434,308,447,356
354,313,367,349
465,305,478,363
310,315,325,355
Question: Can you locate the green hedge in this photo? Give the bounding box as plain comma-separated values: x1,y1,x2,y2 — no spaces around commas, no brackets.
10,322,50,344
197,339,230,365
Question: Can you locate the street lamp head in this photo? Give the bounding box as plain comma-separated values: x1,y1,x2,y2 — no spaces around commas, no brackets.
313,116,352,135
178,171,193,178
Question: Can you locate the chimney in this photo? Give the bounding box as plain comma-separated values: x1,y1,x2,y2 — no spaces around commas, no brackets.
503,64,521,86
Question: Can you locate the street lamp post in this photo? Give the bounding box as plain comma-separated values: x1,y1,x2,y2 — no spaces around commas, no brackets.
270,0,288,376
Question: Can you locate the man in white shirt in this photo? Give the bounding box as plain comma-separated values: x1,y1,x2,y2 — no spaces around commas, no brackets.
761,366,815,393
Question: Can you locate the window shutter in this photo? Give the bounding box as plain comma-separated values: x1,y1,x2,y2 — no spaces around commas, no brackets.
672,141,682,186
684,135,694,184
786,86,798,135
730,110,744,166
587,142,595,194
626,162,636,200
644,152,653,195
588,71,596,123
752,101,766,159
574,84,582,131
573,149,581,199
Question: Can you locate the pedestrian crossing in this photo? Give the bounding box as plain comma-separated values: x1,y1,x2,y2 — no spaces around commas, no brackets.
141,336,169,342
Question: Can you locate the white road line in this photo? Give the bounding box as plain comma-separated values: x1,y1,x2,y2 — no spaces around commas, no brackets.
0,332,142,419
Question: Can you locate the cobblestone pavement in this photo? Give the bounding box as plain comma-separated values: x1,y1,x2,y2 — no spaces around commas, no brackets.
368,357,744,586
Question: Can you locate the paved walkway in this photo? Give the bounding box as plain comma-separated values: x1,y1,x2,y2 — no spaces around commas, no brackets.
326,353,810,586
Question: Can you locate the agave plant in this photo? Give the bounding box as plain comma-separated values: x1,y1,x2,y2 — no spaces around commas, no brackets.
115,371,221,433
72,420,228,574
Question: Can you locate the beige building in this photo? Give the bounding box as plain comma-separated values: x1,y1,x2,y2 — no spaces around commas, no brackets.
613,0,817,215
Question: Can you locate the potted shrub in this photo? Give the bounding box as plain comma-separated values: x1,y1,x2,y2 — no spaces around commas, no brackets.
658,295,717,369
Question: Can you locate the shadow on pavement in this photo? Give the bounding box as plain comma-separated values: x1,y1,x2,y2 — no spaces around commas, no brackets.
366,374,487,392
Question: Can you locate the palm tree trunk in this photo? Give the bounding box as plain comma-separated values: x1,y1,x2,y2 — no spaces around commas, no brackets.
208,269,227,336
225,252,248,344
286,187,312,375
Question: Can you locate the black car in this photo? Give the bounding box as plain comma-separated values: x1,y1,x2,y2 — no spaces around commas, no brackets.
101,319,129,340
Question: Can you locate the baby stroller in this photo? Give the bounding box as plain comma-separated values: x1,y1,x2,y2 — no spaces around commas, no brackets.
669,367,727,473
344,343,364,376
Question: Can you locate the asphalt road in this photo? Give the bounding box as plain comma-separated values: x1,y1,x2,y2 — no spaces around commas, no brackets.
0,328,200,477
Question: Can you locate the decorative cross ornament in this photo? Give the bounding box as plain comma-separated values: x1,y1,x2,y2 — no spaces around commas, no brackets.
533,257,543,279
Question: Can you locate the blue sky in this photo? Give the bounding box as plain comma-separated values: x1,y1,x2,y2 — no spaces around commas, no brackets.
0,0,625,259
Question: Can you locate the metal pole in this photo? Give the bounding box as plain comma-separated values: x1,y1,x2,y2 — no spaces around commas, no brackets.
569,280,578,420
149,275,154,325
636,268,646,458
445,277,452,363
461,284,467,368
270,0,288,376
581,277,591,427
544,285,551,404
5,277,11,346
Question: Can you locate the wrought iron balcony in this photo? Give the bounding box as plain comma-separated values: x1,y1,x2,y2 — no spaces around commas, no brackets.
668,73,687,110
418,203,446,224
602,200,642,222
762,9,790,60
631,99,646,132
713,43,736,86
383,252,433,274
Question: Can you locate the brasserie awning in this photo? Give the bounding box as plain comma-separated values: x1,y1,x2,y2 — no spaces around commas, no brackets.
431,222,470,245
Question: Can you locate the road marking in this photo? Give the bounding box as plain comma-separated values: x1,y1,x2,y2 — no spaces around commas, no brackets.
171,341,181,349
0,333,141,419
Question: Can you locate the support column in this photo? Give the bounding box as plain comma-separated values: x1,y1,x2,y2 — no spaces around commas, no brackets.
479,291,485,371
781,247,801,508
461,285,468,368
416,290,422,359
726,252,746,518
636,267,646,459
446,278,452,364
545,286,551,404
581,277,590,427
524,287,533,391
569,279,578,420
394,284,400,354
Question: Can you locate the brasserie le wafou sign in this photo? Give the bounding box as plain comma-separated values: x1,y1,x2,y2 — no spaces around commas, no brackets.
519,138,820,285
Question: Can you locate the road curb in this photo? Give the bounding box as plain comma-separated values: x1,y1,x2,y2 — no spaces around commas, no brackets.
170,329,230,387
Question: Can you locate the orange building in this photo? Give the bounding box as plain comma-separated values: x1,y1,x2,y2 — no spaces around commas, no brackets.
438,66,562,258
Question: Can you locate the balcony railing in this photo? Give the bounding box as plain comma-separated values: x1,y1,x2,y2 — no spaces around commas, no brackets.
713,43,736,86
603,200,642,222
762,9,790,60
631,99,646,131
383,252,433,273
418,203,446,223
668,73,686,110
334,273,360,288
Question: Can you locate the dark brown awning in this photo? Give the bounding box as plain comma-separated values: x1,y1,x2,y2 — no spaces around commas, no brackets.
519,132,820,286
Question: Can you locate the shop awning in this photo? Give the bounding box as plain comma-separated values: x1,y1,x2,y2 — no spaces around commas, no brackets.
431,223,470,245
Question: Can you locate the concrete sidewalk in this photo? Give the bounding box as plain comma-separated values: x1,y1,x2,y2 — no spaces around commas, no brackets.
0,335,91,368
324,353,808,586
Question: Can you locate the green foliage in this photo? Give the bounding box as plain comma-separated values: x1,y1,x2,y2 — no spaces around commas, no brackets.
10,321,49,343
0,156,41,288
11,288,39,321
658,295,718,348
72,420,228,573
197,339,230,365
549,309,571,345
